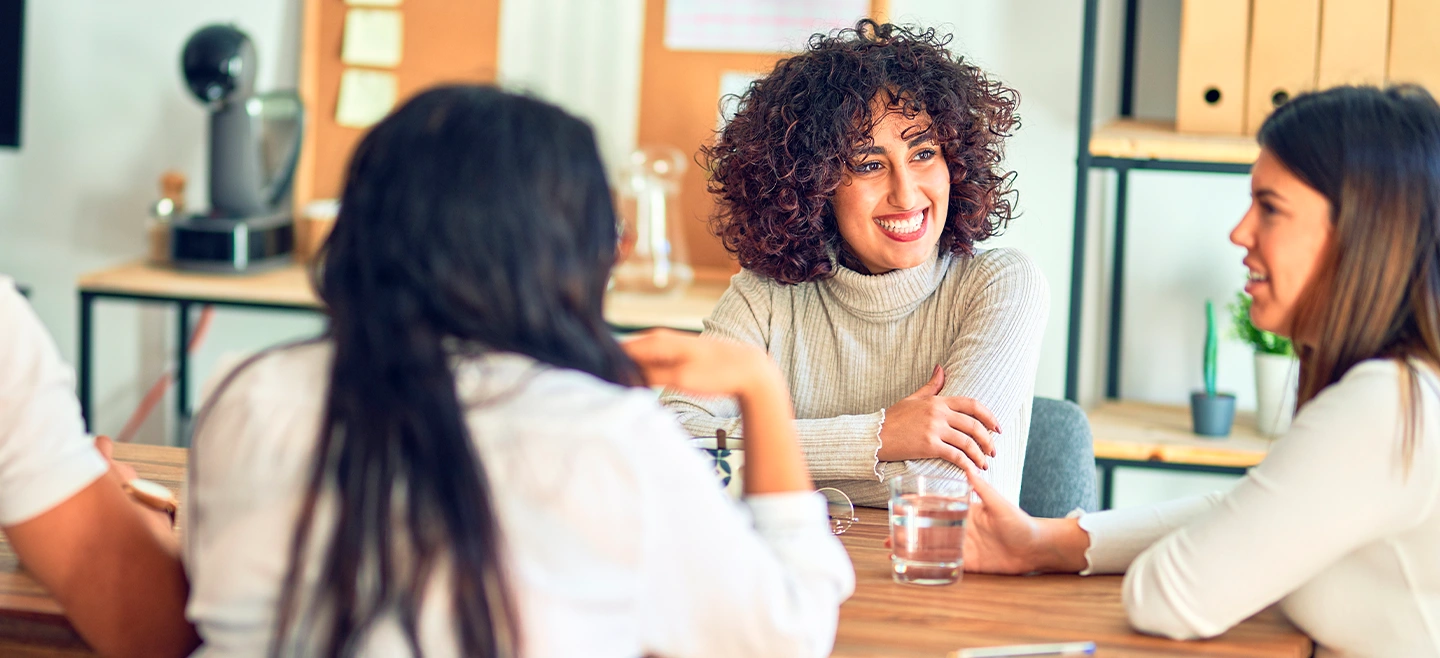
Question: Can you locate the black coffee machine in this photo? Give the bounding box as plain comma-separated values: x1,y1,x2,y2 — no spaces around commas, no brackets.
171,24,303,273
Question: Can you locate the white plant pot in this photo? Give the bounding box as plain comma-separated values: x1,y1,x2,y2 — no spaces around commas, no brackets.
1254,352,1299,436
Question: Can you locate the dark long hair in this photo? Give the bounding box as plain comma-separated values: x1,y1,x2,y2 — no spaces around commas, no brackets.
270,85,638,656
1261,85,1440,467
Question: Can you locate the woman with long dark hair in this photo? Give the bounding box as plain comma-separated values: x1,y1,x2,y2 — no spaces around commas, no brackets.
184,85,852,657
960,85,1440,656
662,21,1047,508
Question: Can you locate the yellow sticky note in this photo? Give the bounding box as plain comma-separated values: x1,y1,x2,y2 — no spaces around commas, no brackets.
342,9,403,68
335,68,397,128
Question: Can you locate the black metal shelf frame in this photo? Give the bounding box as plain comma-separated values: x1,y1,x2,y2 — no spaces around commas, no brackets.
1065,0,1252,404
1065,0,1257,507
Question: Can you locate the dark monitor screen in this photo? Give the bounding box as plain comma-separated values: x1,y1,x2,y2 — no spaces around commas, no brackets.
0,0,23,148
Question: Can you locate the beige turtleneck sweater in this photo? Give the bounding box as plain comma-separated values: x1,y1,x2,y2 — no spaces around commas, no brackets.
661,247,1049,507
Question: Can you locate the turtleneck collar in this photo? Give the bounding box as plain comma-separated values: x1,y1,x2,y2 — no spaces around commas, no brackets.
821,247,952,321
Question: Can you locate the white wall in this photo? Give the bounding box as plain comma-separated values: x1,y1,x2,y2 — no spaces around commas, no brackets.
496,0,645,173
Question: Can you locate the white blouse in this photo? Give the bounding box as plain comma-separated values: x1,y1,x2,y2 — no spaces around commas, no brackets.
1081,359,1440,657
184,341,854,658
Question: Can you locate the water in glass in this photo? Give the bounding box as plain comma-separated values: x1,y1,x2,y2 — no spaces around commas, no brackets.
889,491,969,585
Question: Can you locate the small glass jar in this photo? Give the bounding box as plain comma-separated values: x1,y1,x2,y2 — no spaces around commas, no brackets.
147,171,186,265
612,146,693,294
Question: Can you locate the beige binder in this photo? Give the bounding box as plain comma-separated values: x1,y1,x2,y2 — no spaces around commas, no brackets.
1389,0,1440,94
1245,0,1321,134
1175,0,1251,134
1317,0,1390,88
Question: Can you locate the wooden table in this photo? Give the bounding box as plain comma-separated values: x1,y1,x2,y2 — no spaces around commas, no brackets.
834,507,1311,658
1088,401,1272,509
0,444,1310,657
0,443,184,657
75,261,727,443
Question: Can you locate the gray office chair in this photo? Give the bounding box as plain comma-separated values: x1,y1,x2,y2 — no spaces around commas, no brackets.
1019,397,1099,518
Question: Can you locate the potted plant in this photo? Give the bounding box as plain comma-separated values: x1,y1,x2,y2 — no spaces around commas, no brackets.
1230,291,1298,436
1191,300,1237,437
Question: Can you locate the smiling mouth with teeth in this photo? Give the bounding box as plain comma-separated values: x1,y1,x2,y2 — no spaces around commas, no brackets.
874,208,926,237
1248,271,1269,283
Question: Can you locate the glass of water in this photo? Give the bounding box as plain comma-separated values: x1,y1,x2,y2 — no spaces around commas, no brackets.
888,473,970,585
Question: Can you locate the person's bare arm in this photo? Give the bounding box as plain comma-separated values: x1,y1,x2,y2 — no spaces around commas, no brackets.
4,448,198,658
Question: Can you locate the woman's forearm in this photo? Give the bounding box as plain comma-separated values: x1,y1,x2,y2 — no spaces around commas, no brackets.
738,366,813,495
5,470,199,658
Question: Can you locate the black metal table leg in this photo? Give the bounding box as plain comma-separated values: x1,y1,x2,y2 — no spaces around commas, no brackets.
1100,463,1117,510
176,301,192,446
78,292,95,432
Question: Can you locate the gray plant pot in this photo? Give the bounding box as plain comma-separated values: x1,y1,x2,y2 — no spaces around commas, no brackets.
1191,392,1237,438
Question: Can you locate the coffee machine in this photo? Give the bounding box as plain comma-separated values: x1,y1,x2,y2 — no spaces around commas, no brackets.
171,24,303,273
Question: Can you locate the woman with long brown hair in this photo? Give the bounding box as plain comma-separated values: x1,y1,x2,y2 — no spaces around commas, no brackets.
960,85,1440,656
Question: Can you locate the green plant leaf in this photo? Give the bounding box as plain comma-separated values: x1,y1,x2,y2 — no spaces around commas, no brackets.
1204,299,1217,396
1228,290,1293,356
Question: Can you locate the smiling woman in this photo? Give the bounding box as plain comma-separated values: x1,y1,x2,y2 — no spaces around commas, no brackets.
961,85,1440,658
661,21,1049,507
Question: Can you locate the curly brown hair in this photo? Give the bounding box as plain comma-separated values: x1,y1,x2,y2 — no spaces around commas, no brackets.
703,20,1020,284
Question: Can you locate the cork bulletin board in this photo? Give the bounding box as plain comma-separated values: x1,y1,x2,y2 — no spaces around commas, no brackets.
636,0,889,278
294,0,502,211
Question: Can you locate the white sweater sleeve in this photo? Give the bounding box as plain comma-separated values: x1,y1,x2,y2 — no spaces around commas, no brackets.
1082,360,1440,640
901,249,1049,504
661,273,888,481
634,401,855,658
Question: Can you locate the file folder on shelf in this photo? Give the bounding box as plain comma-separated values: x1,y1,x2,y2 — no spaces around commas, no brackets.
1317,0,1389,88
1389,0,1440,94
1175,0,1250,135
1245,0,1320,134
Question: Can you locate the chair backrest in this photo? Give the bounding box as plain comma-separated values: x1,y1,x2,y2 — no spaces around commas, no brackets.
1020,397,1098,518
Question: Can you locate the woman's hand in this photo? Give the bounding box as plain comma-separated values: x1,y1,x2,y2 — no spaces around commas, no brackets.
964,474,1090,575
95,436,174,538
623,330,810,494
622,329,781,401
879,365,999,471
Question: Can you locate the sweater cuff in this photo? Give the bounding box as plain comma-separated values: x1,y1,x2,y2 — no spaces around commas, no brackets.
797,411,888,481
871,408,886,480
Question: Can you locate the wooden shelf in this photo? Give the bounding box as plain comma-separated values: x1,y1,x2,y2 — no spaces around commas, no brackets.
1088,400,1273,468
1089,119,1260,165
77,261,726,332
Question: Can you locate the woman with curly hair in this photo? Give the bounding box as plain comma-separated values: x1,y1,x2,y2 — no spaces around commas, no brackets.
662,21,1048,507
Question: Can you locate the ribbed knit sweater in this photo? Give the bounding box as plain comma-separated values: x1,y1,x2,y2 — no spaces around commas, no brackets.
661,247,1049,507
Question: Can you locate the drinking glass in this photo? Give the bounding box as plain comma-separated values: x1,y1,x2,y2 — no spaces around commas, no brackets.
888,473,970,585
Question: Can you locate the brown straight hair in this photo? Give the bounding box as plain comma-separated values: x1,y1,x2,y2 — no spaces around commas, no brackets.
1260,85,1440,468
